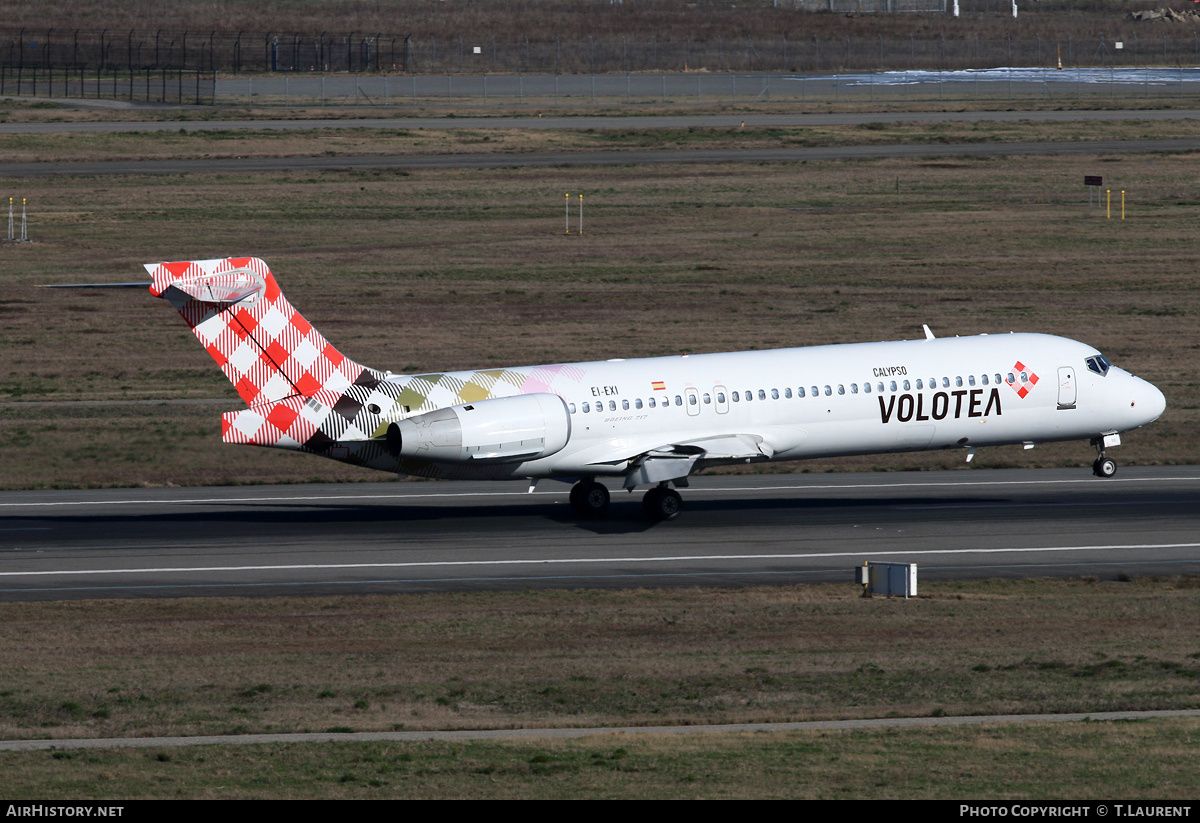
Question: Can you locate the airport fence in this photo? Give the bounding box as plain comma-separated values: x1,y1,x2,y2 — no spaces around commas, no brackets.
3,27,1200,77
0,64,215,105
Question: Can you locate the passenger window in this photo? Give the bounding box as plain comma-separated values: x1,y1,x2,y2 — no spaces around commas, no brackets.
784,388,792,399
851,383,859,394
889,381,897,392
689,394,697,406
811,386,819,398
916,379,923,390
582,402,590,413
968,375,976,386
824,385,832,396
877,382,884,393
995,374,1002,385
942,377,950,388
570,403,577,413
609,400,617,411
732,392,740,402
703,393,711,404
1007,373,1015,384
675,395,683,406
771,389,779,400
717,392,725,404
648,398,656,408
797,387,806,398
863,383,871,394
758,390,766,401
1020,372,1028,383
635,398,643,409
981,374,989,385
622,399,630,410
837,385,845,395
903,380,911,391
955,376,963,387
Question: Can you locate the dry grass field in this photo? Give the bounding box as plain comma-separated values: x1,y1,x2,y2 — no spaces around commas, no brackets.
1,579,1199,797
5,580,1198,739
4,118,1200,163
2,717,1200,798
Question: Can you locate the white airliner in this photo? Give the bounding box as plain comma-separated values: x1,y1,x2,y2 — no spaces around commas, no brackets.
87,257,1170,520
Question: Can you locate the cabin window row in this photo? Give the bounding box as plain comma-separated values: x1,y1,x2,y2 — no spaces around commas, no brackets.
564,372,1029,414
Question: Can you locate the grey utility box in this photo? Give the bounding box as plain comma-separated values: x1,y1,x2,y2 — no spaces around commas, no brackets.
857,562,918,598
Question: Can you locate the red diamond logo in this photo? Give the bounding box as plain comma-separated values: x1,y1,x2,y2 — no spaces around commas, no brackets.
1008,361,1039,399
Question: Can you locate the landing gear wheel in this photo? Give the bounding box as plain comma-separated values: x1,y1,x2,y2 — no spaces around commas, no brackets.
1093,457,1117,478
570,480,610,516
642,486,683,522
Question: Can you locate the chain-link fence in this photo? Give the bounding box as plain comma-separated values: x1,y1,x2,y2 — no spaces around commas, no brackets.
3,27,1200,76
0,64,214,104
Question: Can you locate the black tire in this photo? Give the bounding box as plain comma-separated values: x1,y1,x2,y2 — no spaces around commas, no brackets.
643,487,682,521
571,480,610,516
1093,457,1117,478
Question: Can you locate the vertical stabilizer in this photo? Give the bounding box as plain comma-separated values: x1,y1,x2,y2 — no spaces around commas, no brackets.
146,257,378,408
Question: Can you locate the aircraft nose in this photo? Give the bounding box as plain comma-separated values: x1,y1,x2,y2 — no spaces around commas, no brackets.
1132,378,1166,426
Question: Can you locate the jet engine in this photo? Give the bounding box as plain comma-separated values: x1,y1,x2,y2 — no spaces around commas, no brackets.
385,393,571,464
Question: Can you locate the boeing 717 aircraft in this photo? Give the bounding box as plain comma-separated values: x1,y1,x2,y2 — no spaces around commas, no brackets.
111,257,1168,520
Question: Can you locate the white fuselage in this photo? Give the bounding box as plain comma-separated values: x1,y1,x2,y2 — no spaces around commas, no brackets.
375,332,1166,481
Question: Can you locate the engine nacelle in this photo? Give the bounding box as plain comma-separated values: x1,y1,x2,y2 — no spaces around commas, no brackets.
386,393,571,464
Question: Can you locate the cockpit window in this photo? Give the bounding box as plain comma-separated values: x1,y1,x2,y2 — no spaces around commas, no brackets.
1085,355,1111,377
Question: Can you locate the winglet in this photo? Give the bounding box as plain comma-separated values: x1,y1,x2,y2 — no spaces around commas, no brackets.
923,324,935,340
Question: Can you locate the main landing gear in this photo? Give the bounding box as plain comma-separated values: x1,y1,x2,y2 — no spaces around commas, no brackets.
569,479,610,516
568,479,683,521
642,484,683,522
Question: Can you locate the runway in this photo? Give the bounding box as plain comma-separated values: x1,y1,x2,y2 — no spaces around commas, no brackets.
2,467,1198,601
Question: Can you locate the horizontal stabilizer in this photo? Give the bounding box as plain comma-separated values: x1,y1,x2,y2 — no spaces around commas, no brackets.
39,282,152,289
155,266,265,305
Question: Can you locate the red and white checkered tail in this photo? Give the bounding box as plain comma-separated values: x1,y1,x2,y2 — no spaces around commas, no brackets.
146,257,369,408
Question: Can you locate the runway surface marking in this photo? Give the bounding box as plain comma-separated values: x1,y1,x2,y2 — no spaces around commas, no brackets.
1,473,1194,508
4,543,1198,578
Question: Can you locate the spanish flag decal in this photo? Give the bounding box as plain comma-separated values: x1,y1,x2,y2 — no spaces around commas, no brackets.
651,381,666,391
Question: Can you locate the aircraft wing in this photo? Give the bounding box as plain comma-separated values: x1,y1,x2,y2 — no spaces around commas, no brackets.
575,433,774,490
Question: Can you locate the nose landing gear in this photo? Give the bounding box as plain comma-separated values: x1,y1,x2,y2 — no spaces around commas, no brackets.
1093,455,1117,478
1090,435,1119,478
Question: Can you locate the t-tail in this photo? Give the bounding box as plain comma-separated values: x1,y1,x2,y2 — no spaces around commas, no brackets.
147,257,388,451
